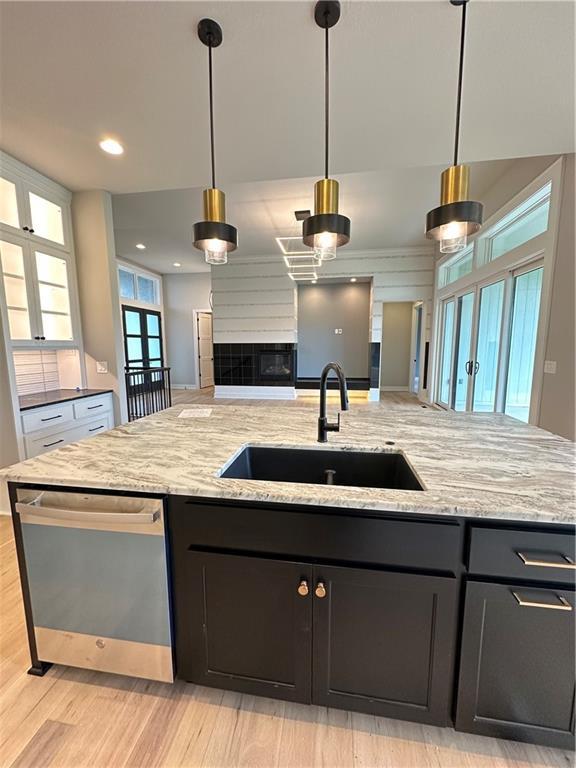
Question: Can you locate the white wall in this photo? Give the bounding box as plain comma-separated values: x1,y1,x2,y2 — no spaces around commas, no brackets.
380,302,413,389
72,191,127,424
163,273,212,388
539,154,575,439
211,247,434,344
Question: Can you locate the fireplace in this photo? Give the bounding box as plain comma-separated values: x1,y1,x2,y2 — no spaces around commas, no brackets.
257,350,294,383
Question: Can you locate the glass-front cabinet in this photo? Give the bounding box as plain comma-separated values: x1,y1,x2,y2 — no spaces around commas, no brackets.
0,235,77,346
0,161,71,251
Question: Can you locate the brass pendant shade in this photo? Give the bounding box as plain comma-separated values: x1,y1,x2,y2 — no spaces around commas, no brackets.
425,0,483,253
302,2,350,262
193,19,238,265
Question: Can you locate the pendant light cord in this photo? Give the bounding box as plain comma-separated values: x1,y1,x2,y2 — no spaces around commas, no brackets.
208,41,216,189
324,23,329,179
453,1,467,167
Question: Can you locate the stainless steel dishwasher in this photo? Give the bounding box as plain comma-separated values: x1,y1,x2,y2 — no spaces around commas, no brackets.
15,489,173,683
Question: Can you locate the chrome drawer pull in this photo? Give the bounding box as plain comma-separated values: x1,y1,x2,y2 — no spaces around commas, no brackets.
517,551,576,570
512,591,572,611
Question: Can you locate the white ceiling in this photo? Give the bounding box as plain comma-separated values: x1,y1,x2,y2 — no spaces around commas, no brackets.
112,156,534,273
1,1,574,195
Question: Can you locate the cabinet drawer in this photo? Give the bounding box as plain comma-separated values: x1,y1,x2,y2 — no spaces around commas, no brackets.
469,526,576,585
169,499,463,573
22,403,74,434
73,394,112,420
24,414,112,458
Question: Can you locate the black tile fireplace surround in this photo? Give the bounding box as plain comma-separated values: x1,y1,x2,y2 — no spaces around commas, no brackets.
214,343,296,387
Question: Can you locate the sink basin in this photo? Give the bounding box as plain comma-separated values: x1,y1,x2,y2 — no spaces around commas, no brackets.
219,445,424,491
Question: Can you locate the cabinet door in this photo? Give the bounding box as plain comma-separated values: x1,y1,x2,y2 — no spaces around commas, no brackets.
25,184,70,250
312,566,458,725
181,551,312,703
0,235,37,342
456,582,575,749
0,170,27,236
32,247,75,343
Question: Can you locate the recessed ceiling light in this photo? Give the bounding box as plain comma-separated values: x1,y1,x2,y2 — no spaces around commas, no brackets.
173,262,181,267
311,279,318,284
99,138,124,155
350,277,357,282
136,243,146,250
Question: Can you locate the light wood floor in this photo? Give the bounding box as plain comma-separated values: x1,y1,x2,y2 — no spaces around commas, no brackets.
1,523,573,767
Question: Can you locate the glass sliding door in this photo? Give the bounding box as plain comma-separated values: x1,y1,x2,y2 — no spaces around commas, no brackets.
504,266,544,422
453,292,475,411
438,299,455,407
472,280,505,412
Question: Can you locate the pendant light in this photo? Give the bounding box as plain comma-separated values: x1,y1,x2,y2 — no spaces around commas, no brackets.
426,0,483,254
302,1,350,261
193,19,237,265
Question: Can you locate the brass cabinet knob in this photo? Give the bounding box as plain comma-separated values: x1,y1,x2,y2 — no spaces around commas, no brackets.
297,579,309,597
315,581,327,598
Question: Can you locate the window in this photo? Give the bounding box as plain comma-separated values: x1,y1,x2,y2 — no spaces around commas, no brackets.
117,264,160,305
438,247,473,288
119,268,136,299
122,306,164,369
504,266,544,423
482,183,551,266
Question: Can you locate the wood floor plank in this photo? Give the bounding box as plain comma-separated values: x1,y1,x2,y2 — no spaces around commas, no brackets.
9,720,75,768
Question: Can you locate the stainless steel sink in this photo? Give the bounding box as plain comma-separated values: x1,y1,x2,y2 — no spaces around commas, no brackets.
219,445,424,491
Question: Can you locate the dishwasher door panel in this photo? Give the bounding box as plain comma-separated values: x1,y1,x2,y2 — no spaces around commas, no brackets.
16,490,173,683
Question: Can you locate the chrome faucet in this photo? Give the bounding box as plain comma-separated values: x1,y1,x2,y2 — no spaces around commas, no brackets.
318,362,349,443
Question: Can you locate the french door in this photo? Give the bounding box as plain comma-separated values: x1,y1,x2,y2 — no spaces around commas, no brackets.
436,261,544,422
122,306,164,369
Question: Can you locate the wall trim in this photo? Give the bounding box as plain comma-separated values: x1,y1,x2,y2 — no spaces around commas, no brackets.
172,384,199,390
380,386,410,392
214,385,296,400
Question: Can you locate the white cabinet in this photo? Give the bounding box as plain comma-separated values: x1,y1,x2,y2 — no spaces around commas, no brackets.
0,234,79,346
0,155,71,251
21,393,114,459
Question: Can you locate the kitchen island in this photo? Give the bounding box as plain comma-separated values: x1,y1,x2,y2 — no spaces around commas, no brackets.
2,404,575,749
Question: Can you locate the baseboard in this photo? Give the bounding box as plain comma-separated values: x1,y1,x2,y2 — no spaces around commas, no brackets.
380,386,410,392
171,384,199,390
214,386,296,400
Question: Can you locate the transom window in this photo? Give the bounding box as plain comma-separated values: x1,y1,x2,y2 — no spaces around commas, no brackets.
118,264,160,306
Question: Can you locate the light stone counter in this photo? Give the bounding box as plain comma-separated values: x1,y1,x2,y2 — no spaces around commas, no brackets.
2,404,575,525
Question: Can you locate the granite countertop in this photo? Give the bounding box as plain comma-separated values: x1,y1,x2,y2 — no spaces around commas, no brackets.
19,389,114,411
2,404,575,525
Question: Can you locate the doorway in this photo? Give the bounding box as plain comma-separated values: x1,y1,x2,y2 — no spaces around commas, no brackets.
195,310,214,389
435,261,544,422
121,305,164,369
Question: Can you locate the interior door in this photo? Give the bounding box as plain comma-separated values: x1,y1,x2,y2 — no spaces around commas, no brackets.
197,311,214,388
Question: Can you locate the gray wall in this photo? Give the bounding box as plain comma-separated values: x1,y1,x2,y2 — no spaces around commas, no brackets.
539,154,575,440
163,273,212,388
380,302,413,389
297,283,371,379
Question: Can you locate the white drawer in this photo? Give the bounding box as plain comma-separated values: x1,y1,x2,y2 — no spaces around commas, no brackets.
24,413,113,459
73,394,113,420
22,403,75,435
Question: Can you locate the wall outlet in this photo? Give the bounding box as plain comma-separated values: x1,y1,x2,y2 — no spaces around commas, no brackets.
544,360,557,374
96,361,109,374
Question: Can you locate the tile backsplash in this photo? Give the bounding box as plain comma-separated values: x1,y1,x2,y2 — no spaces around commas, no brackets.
12,349,81,395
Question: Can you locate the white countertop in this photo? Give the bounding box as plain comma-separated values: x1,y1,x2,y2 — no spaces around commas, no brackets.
2,404,575,525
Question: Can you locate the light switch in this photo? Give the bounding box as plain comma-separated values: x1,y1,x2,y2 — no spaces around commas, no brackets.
96,361,109,374
544,360,557,374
